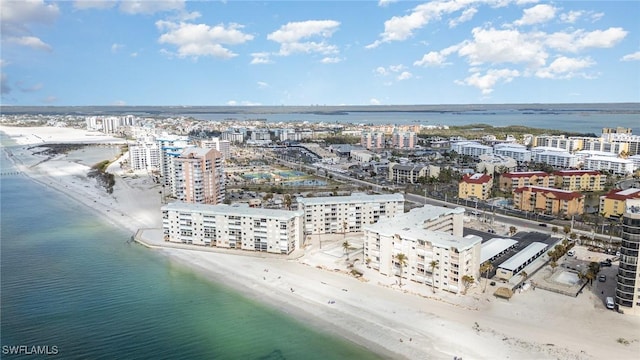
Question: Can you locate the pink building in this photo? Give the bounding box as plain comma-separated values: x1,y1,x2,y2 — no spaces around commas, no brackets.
173,147,225,204
361,131,385,150
392,130,417,149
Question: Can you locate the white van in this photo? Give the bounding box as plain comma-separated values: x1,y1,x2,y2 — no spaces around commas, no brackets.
567,250,575,257
606,297,615,310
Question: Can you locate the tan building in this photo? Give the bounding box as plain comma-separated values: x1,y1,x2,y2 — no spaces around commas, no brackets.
513,186,584,217
553,170,606,192
458,173,493,200
599,188,640,219
499,171,553,192
172,147,225,204
363,205,481,294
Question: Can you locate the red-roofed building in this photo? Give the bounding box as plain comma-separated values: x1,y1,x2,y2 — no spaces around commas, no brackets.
553,170,606,191
513,186,584,217
458,173,493,200
599,188,640,219
499,171,553,192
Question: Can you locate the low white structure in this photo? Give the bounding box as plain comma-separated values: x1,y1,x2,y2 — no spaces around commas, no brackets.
493,143,531,162
481,238,518,264
162,202,304,254
297,193,404,235
496,242,548,280
364,205,481,294
531,147,578,168
451,141,493,158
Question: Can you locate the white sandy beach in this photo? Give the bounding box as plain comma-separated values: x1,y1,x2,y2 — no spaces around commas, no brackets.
2,125,639,360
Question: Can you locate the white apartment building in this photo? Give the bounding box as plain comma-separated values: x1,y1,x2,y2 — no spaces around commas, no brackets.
162,202,304,254
363,205,481,294
201,137,231,159
629,155,640,171
129,136,160,171
531,147,578,168
451,141,493,158
584,156,635,175
296,193,405,235
157,134,193,187
533,135,582,152
581,137,627,154
575,150,618,163
493,143,531,162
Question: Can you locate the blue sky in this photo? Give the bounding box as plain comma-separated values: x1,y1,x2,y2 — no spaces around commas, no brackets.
1,0,639,106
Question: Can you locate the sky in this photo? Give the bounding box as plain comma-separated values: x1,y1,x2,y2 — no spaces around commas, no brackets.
1,0,639,106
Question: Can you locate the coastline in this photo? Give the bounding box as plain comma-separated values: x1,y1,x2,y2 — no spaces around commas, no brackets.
2,125,640,360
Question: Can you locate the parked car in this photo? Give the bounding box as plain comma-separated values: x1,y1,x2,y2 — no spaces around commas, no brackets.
567,250,575,257
600,261,612,267
606,297,615,309
598,274,607,282
538,223,548,227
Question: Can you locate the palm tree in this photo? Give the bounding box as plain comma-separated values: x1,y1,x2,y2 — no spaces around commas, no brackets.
563,225,571,239
395,253,408,286
283,194,292,210
480,261,494,293
549,260,558,273
509,226,517,236
519,270,528,283
429,260,439,293
551,226,559,236
461,275,475,295
342,240,350,260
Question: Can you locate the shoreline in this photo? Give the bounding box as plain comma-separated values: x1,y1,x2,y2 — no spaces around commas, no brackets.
2,125,639,360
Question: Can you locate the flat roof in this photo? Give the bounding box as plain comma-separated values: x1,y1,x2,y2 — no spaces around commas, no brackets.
481,238,518,263
162,202,303,220
498,242,548,272
364,206,477,251
296,193,404,206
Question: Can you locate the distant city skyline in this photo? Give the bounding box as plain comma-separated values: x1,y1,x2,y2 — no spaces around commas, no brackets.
1,0,639,106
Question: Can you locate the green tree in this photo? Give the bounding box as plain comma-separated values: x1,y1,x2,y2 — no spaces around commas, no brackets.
509,226,517,236
429,260,440,293
563,225,571,239
284,194,292,210
551,226,559,235
342,240,351,261
395,253,408,286
549,260,558,273
480,261,494,293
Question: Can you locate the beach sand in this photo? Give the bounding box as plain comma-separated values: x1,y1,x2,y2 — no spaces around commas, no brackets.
2,125,639,360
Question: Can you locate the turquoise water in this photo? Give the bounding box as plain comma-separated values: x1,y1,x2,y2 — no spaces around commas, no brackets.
0,151,381,359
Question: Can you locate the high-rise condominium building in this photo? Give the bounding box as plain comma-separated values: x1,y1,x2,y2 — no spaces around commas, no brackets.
616,199,640,315
172,148,225,204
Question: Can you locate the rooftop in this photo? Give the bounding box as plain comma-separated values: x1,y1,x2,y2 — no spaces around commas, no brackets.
162,202,303,220
498,242,548,271
296,193,405,206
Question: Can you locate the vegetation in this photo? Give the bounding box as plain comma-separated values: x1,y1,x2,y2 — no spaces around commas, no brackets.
429,260,440,293
395,253,408,286
480,261,494,293
88,160,115,194
322,135,360,145
342,240,350,261
418,123,595,141
461,275,475,295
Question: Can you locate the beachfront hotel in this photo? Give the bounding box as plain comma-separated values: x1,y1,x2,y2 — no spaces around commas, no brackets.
616,199,640,315
172,147,225,204
128,135,161,171
157,134,193,187
363,205,481,294
513,186,584,217
296,193,404,235
162,202,304,254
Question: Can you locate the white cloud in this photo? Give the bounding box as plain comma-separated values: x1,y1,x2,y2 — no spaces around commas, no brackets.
267,20,340,56
369,98,381,105
378,0,398,7
42,95,57,103
321,57,341,64
250,52,272,64
157,21,254,59
559,10,584,24
73,1,116,10
16,81,43,92
414,51,447,67
449,7,477,28
389,64,405,72
374,66,388,76
514,4,556,26
535,56,595,79
545,27,628,53
458,27,548,67
226,100,237,106
456,68,520,94
621,51,640,61
1,0,59,51
397,71,413,80
257,81,269,88
130,52,138,57
7,36,52,52
111,43,124,53
112,99,127,105
120,0,184,15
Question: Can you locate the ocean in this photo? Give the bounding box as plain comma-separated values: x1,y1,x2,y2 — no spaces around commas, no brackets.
0,149,381,359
